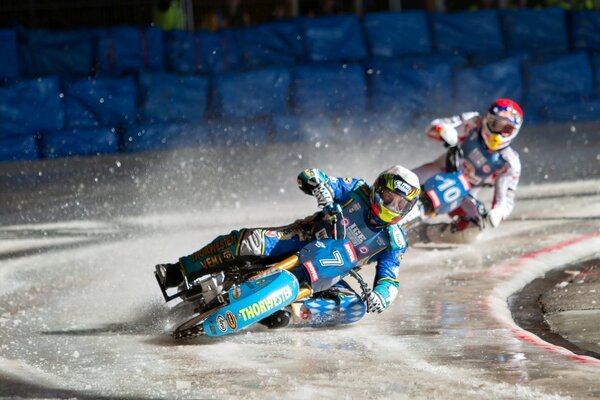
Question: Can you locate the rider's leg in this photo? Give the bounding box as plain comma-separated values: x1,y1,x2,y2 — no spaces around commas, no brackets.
288,280,367,327
159,214,320,288
157,230,244,288
425,196,483,244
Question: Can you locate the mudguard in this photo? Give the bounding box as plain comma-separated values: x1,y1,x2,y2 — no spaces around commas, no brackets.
298,239,358,293
202,269,299,337
422,171,471,215
291,293,366,326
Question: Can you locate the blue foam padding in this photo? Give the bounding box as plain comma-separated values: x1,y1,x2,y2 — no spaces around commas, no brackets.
212,67,291,119
0,29,19,80
95,26,164,76
123,122,212,152
291,63,366,116
18,28,94,77
500,8,568,54
64,77,137,129
40,127,118,158
0,134,38,161
235,20,304,69
0,77,63,136
300,15,367,62
453,57,523,112
431,10,504,56
164,29,240,74
363,11,431,58
138,72,209,123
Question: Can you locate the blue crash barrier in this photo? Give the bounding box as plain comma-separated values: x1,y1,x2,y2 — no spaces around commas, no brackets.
571,11,600,52
0,29,19,80
291,63,366,116
0,134,38,161
64,77,137,129
212,67,290,119
123,123,212,152
500,8,568,55
271,114,337,143
40,127,118,159
210,120,272,146
368,60,453,119
454,57,523,112
300,15,367,62
5,10,600,162
96,26,164,76
362,11,431,58
164,29,239,75
378,54,467,69
333,111,415,140
18,29,95,78
592,54,600,96
0,77,63,137
431,10,504,56
540,98,600,123
138,73,209,123
235,20,304,69
524,52,593,118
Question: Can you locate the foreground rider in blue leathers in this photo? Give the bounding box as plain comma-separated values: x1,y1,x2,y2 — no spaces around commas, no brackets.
156,165,420,328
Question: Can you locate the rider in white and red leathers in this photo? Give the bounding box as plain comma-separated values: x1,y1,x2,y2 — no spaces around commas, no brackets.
413,98,523,241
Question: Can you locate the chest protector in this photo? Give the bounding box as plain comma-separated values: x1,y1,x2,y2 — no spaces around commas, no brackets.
461,129,507,186
312,185,403,266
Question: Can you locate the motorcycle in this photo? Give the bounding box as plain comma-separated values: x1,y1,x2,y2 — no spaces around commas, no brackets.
402,146,488,243
156,208,372,340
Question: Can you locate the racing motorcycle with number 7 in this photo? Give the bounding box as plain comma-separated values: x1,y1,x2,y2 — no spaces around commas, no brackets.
157,208,372,340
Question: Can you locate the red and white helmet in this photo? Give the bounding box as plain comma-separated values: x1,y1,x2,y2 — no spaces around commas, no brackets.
481,98,523,151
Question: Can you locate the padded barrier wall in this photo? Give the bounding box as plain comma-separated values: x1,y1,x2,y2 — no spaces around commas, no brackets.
138,72,209,123
0,29,19,80
362,11,432,58
40,127,119,159
63,77,137,129
19,29,95,78
212,67,291,119
4,10,600,161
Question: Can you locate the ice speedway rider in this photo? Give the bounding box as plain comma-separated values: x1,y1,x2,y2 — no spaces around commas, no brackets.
411,98,524,243
156,165,420,328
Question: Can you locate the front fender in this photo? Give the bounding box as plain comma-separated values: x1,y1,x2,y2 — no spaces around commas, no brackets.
202,270,299,337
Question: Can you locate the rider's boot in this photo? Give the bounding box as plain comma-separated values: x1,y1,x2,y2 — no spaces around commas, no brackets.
259,309,291,329
155,263,184,288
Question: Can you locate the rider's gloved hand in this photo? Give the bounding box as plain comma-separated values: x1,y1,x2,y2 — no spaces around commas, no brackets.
323,202,342,216
427,123,458,148
486,208,503,228
312,183,334,210
367,279,399,313
298,168,335,209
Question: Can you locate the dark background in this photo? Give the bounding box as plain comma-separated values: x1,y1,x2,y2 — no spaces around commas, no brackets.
0,0,585,30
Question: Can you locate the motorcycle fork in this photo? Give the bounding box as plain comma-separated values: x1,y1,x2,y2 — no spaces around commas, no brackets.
251,254,313,302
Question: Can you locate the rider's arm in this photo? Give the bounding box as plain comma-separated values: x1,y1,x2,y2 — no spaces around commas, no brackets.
426,112,480,146
489,148,521,227
367,249,402,313
297,168,362,202
367,224,409,313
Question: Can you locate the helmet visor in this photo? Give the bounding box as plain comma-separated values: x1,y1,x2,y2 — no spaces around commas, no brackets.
377,187,412,214
485,115,516,137
374,184,419,223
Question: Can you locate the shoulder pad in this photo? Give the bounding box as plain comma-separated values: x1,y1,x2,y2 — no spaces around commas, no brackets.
461,111,480,122
499,147,521,173
387,224,408,252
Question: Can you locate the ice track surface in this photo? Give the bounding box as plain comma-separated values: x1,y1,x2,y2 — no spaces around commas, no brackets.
1,126,599,399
